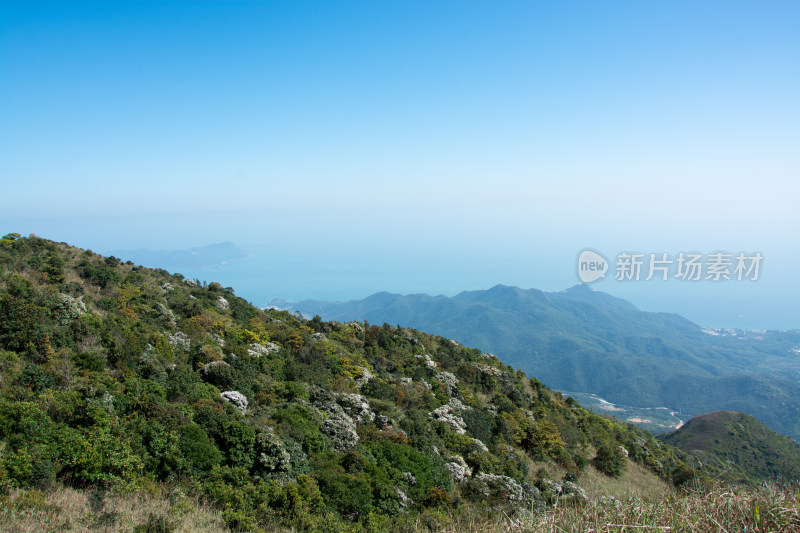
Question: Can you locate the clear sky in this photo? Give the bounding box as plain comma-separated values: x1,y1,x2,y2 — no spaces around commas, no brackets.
1,1,798,329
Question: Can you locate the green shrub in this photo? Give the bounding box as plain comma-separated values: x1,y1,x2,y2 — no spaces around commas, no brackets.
194,407,256,470
178,424,223,476
271,404,327,454
73,351,105,372
0,447,33,486
364,440,453,500
316,469,373,519
79,261,120,289
594,443,625,477
462,408,494,445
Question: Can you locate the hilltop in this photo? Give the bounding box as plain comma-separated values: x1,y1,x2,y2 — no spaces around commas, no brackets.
279,284,800,440
0,234,692,531
1,234,798,532
660,411,800,484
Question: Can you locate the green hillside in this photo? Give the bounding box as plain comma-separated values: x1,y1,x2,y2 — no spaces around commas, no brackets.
0,234,696,532
282,284,800,440
660,411,800,484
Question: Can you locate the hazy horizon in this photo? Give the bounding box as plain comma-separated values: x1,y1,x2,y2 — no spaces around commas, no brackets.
5,227,789,331
2,1,798,330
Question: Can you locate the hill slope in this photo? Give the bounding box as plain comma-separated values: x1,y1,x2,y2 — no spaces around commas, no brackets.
279,285,800,440
0,234,692,531
660,411,800,484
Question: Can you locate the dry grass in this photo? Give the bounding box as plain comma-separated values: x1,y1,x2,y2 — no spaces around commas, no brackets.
535,482,800,533
1,482,797,533
422,482,800,533
0,486,227,532
579,460,672,502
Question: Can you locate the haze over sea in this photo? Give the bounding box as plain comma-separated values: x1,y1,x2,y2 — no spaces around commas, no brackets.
28,212,793,331
2,1,797,330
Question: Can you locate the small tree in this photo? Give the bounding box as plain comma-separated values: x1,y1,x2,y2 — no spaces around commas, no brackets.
594,443,625,477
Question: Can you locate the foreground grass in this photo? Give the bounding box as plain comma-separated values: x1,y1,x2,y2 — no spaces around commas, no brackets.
579,459,673,502
429,482,800,533
542,482,799,532
0,485,227,533
1,482,798,532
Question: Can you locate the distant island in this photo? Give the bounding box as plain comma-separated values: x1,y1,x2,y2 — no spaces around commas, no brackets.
111,241,249,269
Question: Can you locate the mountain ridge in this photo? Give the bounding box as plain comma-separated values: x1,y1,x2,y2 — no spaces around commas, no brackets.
277,285,800,441
0,233,697,531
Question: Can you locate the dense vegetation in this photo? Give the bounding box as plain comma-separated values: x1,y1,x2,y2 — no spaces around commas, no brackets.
0,234,699,531
661,410,800,485
284,284,800,440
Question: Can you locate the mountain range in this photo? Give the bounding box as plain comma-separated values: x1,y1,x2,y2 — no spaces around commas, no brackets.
277,284,800,441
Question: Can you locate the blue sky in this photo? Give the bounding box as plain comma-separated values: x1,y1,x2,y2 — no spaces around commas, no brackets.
1,1,798,328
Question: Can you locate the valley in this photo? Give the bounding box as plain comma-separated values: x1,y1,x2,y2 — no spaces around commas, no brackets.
560,392,685,434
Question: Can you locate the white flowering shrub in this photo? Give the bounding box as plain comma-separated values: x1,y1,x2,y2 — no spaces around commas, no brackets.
539,477,562,496
337,393,375,424
220,390,248,413
254,428,291,474
154,302,176,327
429,404,467,434
474,363,502,377
415,354,437,369
54,293,86,325
166,331,190,351
561,480,588,503
353,366,373,388
322,415,359,453
445,456,472,482
473,473,524,503
396,488,411,511
247,342,281,358
436,370,459,396
139,345,167,383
